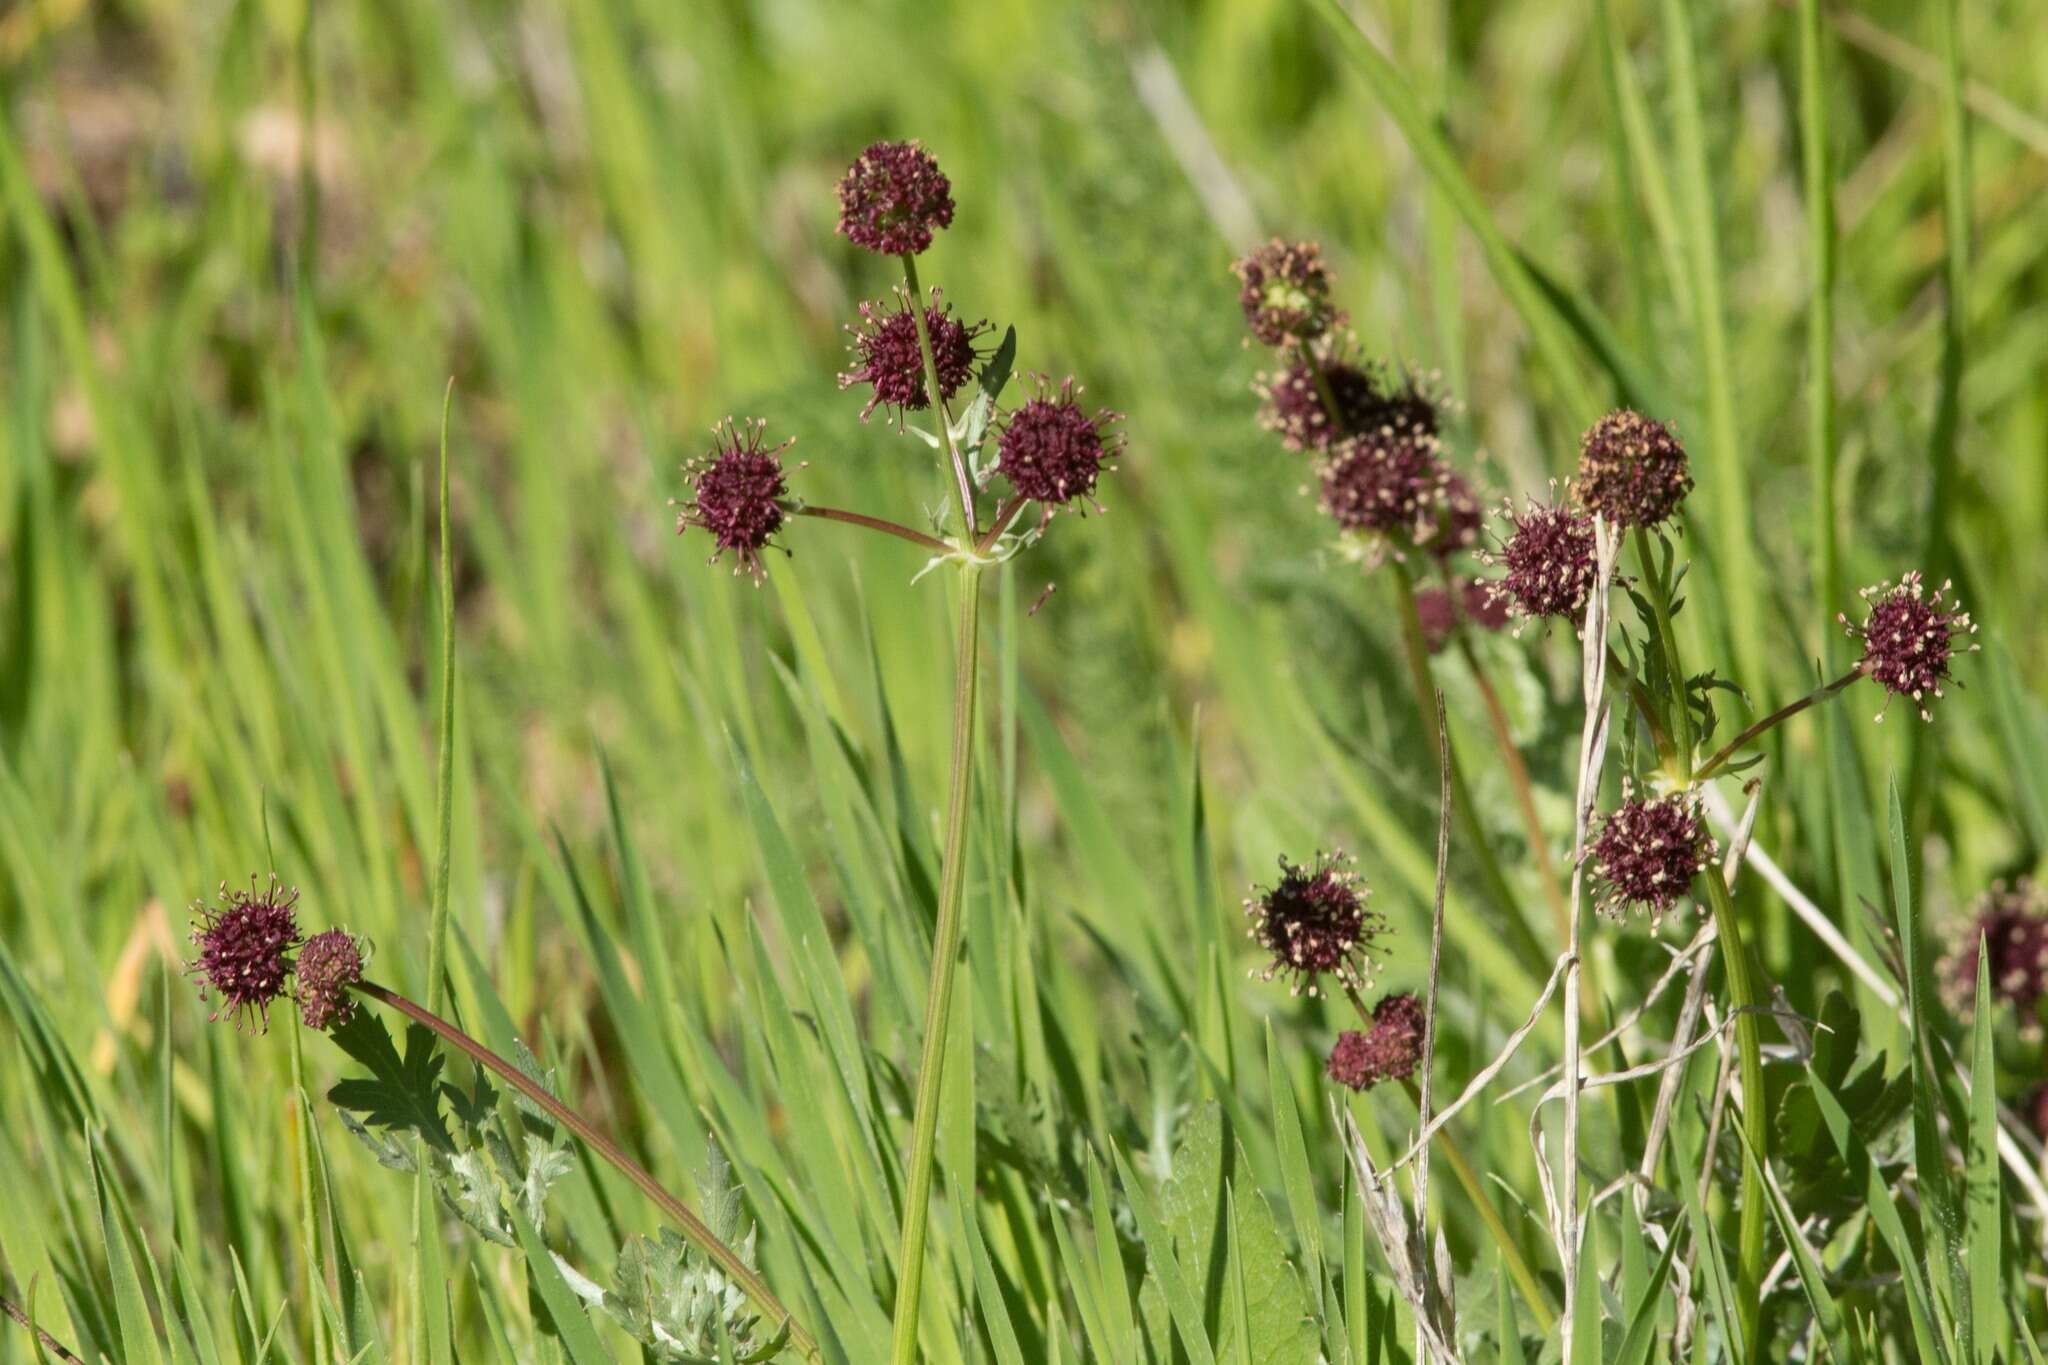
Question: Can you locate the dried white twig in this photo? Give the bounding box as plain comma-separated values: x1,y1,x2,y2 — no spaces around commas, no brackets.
1412,690,1452,1362
1338,1105,1465,1364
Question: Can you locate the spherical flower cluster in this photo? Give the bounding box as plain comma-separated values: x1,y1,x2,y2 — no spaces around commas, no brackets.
997,377,1121,509
1244,851,1384,996
839,291,988,423
1486,493,1599,627
1841,572,1977,721
1575,410,1692,529
835,141,954,257
676,419,792,579
1414,579,1510,653
1588,784,1716,923
295,928,366,1032
1257,351,1438,453
1946,880,2048,1019
1326,993,1427,1091
1317,429,1450,545
1232,239,1342,348
188,877,302,1031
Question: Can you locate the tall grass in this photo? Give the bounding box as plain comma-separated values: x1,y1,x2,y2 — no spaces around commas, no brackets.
1,0,2046,1361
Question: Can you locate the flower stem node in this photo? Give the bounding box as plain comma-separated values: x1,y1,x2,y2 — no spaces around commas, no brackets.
1244,851,1384,997
1840,571,1977,721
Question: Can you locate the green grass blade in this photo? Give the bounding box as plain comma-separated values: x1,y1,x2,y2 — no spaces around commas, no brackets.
1728,1116,1861,1365
1964,951,2005,1364
1113,1145,1216,1365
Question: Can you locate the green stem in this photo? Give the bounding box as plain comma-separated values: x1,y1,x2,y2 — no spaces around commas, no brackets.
1692,669,1861,783
288,1021,332,1365
889,566,984,1365
1398,1079,1556,1333
901,255,978,539
1698,867,1768,1353
352,982,823,1363
1797,0,1840,647
1388,561,1548,973
1456,634,1571,950
1632,526,1696,769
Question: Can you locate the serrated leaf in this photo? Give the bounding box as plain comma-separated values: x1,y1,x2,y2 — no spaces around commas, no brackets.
326,1011,454,1153
435,1149,513,1247
336,1109,417,1172
522,1139,575,1225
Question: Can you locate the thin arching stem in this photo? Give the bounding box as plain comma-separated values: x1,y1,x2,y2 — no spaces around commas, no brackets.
349,982,823,1364
796,504,951,554
1692,669,1861,782
974,495,1029,555
2,1292,85,1363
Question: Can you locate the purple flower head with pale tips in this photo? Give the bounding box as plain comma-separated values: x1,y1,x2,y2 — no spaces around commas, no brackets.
1589,784,1715,924
295,928,366,1032
1947,880,2048,1019
839,291,988,424
1576,409,1692,529
1232,239,1342,348
1326,993,1427,1091
996,377,1121,510
188,876,302,1031
1486,492,1599,627
835,141,954,256
1244,851,1383,997
1317,428,1450,546
676,418,792,579
1257,347,1438,454
1841,572,1977,721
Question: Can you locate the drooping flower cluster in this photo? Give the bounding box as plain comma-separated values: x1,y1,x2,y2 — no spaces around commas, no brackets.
1947,880,2048,1019
675,419,793,579
839,291,988,423
835,140,954,257
1232,239,1341,348
1244,851,1384,997
295,928,367,1032
1841,572,1977,721
1257,349,1438,454
188,877,303,1030
1575,409,1693,530
996,377,1121,511
1486,491,1599,628
1326,993,1427,1091
1588,785,1716,923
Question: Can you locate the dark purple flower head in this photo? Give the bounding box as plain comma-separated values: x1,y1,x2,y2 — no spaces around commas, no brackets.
1317,429,1450,547
188,876,302,1031
295,928,366,1032
1575,409,1692,529
1841,572,1977,721
1946,880,2048,1018
676,418,792,579
1256,348,1438,453
1232,239,1342,349
997,377,1121,510
1460,578,1510,634
1486,492,1600,627
1244,851,1383,996
1326,993,1427,1091
1434,474,1484,560
835,141,954,256
839,290,988,424
1415,579,1512,653
1588,784,1715,923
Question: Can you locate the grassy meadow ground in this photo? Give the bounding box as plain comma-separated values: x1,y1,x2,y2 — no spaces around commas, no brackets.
1,0,2047,1360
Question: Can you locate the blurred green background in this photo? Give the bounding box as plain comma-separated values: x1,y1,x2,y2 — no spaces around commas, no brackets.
1,0,2045,1359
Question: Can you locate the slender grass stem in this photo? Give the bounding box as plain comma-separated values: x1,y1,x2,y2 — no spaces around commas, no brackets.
1797,0,1840,644
1396,1079,1556,1333
350,981,823,1364
1632,526,1696,768
2,1290,85,1362
889,565,984,1365
1697,867,1768,1353
795,504,951,554
1693,669,1861,782
901,255,978,540
1388,561,1548,972
1456,634,1570,947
